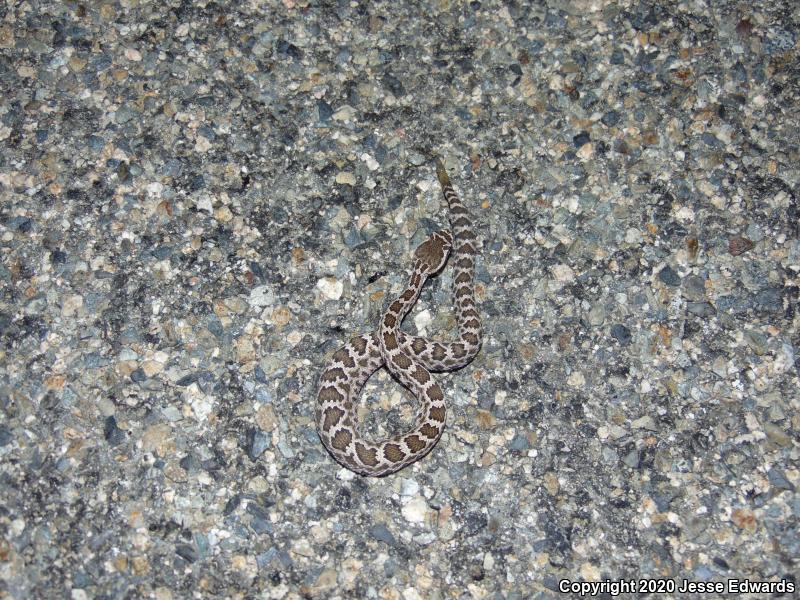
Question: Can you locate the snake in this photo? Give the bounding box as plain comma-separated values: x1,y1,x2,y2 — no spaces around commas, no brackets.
316,158,482,476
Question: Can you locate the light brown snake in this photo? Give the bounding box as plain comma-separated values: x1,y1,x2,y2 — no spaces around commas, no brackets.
316,158,482,476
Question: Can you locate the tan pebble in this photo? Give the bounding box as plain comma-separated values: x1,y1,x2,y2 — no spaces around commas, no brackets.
62,294,84,317
195,136,212,153
212,299,229,317
197,577,212,591
567,371,585,387
340,557,363,587
335,171,356,185
235,337,256,362
314,568,338,591
246,475,269,494
156,200,172,217
113,555,128,572
631,415,656,430
475,409,495,428
576,142,594,159
153,587,172,600
163,462,187,484
580,561,601,581
69,56,87,72
518,342,536,360
141,423,173,456
0,25,15,48
643,131,659,145
116,360,138,377
45,375,66,390
65,439,86,458
543,471,559,495
223,297,248,314
141,360,163,377
402,589,424,600
333,106,356,121
437,504,453,527
550,264,574,282
256,404,278,431
731,508,756,532
214,205,233,222
124,48,142,61
131,555,149,575
519,73,536,98
272,306,292,327
763,423,792,447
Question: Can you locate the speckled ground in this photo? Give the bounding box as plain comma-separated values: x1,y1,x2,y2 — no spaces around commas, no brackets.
1,0,798,598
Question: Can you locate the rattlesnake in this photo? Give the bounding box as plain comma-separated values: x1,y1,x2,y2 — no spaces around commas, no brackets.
316,158,482,476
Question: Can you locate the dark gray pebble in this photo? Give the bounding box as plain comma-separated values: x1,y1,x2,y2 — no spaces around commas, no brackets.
658,265,681,286
611,324,632,345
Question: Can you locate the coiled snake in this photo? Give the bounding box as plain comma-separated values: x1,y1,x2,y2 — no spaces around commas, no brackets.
316,158,482,476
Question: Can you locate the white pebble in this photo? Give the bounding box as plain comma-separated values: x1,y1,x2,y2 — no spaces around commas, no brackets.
333,105,356,121
550,264,574,282
402,589,424,600
567,371,585,387
190,395,214,421
400,478,419,497
401,496,427,523
316,277,343,300
124,48,142,61
249,285,275,308
413,309,432,331
195,195,213,213
360,153,379,171
625,227,643,244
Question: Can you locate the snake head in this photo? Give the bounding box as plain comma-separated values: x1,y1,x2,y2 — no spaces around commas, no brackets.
413,229,453,274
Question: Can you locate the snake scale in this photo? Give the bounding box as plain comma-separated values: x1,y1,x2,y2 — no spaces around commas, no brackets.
316,158,482,476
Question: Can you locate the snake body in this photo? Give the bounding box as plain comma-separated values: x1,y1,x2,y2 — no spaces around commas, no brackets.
316,159,481,476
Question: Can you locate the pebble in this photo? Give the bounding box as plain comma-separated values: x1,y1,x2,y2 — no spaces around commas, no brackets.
413,309,433,332
317,99,333,122
335,172,356,186
248,285,275,308
658,265,681,287
316,277,343,300
729,236,754,256
550,264,575,282
610,324,632,345
401,497,428,524
369,524,398,547
400,478,420,497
